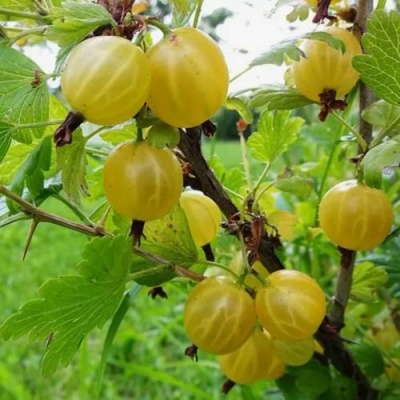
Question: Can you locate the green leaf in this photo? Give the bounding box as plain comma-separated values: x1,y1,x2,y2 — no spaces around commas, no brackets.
0,236,130,376
247,85,313,111
99,123,137,144
306,31,347,53
274,175,314,197
250,31,345,67
352,10,400,105
0,47,49,143
208,154,246,194
362,100,400,133
286,3,310,23
146,121,180,149
170,0,196,27
0,121,12,163
276,374,310,400
349,342,385,380
248,110,304,163
296,360,331,397
225,97,254,124
8,135,52,205
250,38,302,66
361,140,400,188
351,262,388,303
321,374,357,400
56,130,88,204
0,0,36,16
45,1,114,47
131,205,198,286
0,141,37,184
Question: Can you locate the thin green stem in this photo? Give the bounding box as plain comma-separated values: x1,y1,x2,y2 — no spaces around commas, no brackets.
376,0,387,8
253,162,271,193
230,66,252,83
7,26,47,45
9,119,65,130
146,18,172,36
194,260,239,279
87,200,108,220
0,7,49,22
128,264,174,281
84,126,110,143
94,285,141,399
239,131,253,193
331,111,368,152
192,0,204,28
370,114,400,148
51,193,95,226
313,140,341,225
110,19,121,36
131,247,205,282
253,181,274,209
222,186,244,202
229,87,259,97
85,147,110,158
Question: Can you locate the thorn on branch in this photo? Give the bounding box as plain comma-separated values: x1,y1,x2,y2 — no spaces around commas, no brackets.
22,219,39,260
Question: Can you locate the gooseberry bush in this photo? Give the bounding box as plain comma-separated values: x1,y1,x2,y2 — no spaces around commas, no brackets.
0,0,400,399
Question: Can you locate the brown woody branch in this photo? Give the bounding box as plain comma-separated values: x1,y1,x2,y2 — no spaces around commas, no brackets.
179,127,285,273
0,185,107,237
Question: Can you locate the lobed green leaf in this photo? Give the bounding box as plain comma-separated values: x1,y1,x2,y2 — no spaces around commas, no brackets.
247,85,313,111
0,236,131,376
352,10,400,105
225,97,254,124
0,47,49,143
348,342,385,380
351,262,388,303
250,31,346,67
45,1,114,47
248,110,304,163
170,0,197,28
208,154,246,195
7,135,52,207
56,129,88,204
131,205,198,286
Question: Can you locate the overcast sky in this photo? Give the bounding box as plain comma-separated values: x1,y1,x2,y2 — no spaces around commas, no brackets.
24,0,315,92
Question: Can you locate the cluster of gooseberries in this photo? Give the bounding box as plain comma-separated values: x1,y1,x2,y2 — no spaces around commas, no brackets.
59,26,229,223
60,27,229,129
183,265,327,386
